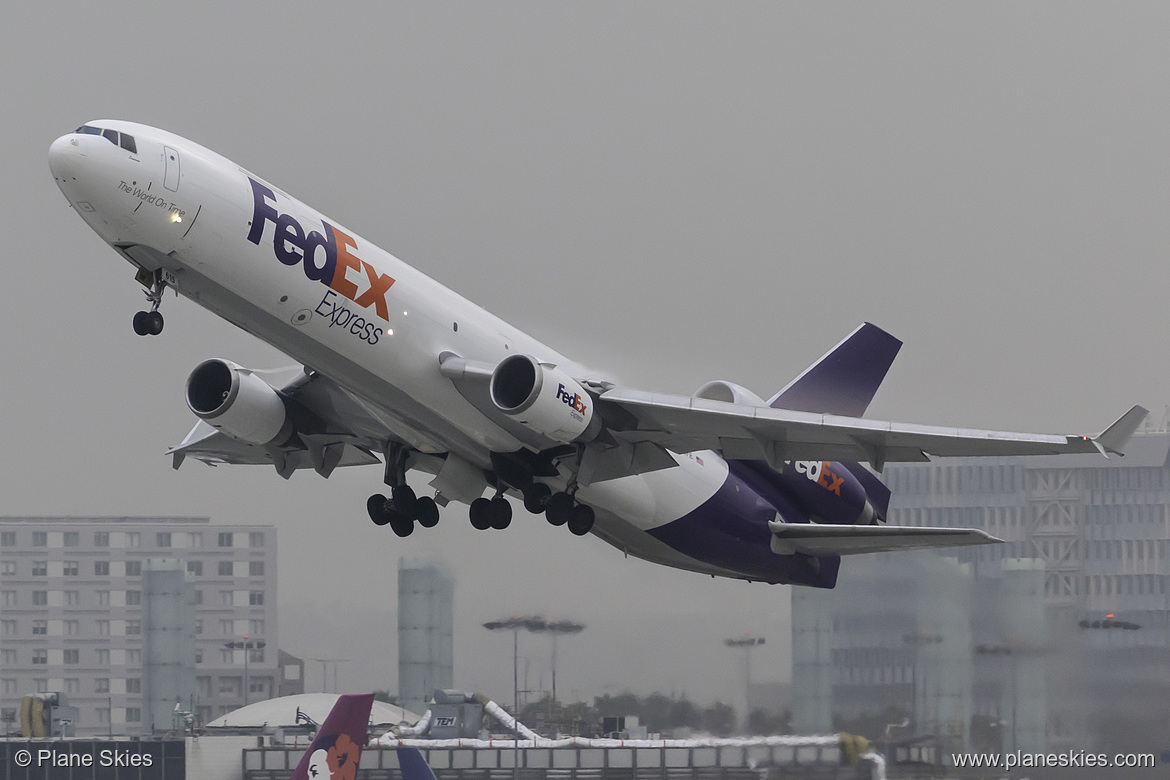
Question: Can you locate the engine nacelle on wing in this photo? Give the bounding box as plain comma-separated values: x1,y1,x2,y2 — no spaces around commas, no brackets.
693,380,766,406
489,355,600,444
185,359,290,445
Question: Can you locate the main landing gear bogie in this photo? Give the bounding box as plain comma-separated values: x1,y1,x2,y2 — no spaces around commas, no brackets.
540,489,595,536
367,485,439,538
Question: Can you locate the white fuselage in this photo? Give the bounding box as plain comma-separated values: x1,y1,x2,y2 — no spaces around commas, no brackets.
49,121,759,579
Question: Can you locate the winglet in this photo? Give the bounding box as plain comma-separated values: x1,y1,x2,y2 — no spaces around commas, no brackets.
1091,405,1148,457
290,693,375,780
768,323,902,417
398,747,440,780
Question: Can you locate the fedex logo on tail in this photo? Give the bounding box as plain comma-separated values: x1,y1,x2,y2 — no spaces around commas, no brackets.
246,178,395,322
556,383,588,416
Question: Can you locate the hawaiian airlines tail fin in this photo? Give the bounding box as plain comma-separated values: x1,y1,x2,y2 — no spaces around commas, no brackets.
290,693,375,780
768,322,902,417
398,746,440,780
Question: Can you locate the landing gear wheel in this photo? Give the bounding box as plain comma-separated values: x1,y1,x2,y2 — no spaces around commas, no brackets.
415,496,440,528
146,310,164,335
523,483,551,514
367,494,392,526
568,504,595,536
469,497,493,530
489,496,513,529
545,492,574,527
389,513,414,537
132,311,150,336
392,484,417,515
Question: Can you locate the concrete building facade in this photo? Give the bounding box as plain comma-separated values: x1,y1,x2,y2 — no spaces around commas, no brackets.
0,516,279,735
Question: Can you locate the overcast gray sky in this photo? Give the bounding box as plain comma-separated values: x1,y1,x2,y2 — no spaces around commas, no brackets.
4,2,1170,710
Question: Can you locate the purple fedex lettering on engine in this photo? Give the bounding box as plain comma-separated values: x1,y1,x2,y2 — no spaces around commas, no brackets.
556,384,588,415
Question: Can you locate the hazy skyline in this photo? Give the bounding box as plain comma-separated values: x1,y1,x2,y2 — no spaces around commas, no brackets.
5,3,1170,710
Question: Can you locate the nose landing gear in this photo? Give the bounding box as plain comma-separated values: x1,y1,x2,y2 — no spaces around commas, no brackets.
132,269,167,336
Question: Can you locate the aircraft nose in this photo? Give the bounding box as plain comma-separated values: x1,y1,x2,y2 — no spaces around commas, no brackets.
48,133,84,181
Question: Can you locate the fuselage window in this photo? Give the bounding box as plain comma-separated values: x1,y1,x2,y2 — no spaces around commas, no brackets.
120,134,137,154
102,129,118,146
76,125,103,135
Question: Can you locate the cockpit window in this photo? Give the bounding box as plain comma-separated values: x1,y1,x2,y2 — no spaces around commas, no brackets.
75,125,135,154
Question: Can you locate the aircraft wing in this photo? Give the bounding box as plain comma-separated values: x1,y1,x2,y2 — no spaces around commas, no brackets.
167,369,385,478
768,521,1002,556
597,388,1147,470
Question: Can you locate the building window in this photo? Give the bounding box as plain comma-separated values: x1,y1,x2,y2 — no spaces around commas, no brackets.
220,591,233,606
64,649,80,664
126,707,141,722
0,650,15,665
249,532,265,548
248,648,265,663
97,650,110,666
0,620,16,636
64,678,80,694
64,620,79,636
218,533,234,548
249,619,264,635
127,649,141,664
195,620,203,635
0,531,15,547
0,561,14,576
126,590,141,606
249,561,264,576
156,532,171,547
218,561,234,576
0,591,15,607
32,591,47,606
32,649,47,665
125,561,142,577
250,680,267,693
97,708,109,724
126,532,140,548
95,561,109,576
249,591,264,606
126,620,141,635
34,679,48,693
188,532,202,547
32,561,47,576
1,679,17,695
218,619,233,634
64,590,79,606
195,648,203,664
126,678,141,693
63,532,79,547
97,620,110,636
96,678,111,693
187,561,203,576
96,590,110,606
63,561,78,576
32,532,47,547
194,590,203,605
95,532,109,547
218,677,239,694
32,620,47,635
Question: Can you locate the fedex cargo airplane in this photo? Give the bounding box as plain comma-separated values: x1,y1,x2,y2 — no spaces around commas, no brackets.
48,121,1146,588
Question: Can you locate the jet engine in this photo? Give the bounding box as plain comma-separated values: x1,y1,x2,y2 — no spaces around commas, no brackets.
489,355,601,444
185,359,290,445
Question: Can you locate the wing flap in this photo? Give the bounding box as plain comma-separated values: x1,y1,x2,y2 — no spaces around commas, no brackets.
768,521,1002,556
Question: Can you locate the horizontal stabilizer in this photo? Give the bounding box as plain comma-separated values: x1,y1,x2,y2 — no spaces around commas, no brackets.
768,521,1001,556
1093,404,1148,456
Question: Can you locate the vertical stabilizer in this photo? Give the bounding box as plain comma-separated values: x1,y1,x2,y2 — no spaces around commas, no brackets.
398,747,441,780
768,322,902,417
291,693,375,780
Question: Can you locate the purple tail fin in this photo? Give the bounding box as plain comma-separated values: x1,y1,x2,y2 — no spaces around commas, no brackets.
290,693,374,780
768,322,901,417
398,747,440,780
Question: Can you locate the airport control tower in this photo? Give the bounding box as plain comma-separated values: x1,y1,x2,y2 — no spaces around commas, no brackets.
397,559,454,715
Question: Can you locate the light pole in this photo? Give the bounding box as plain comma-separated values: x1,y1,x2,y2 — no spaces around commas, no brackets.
543,620,585,707
485,616,550,780
224,637,266,705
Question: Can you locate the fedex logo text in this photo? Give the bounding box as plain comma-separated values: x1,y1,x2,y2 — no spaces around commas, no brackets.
792,460,845,496
556,384,588,417
246,178,395,325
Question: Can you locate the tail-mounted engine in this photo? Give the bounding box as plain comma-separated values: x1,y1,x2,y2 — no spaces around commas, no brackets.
489,355,602,444
185,359,291,445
